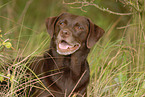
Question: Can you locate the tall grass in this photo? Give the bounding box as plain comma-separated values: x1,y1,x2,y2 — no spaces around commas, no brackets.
87,0,145,96
0,0,145,97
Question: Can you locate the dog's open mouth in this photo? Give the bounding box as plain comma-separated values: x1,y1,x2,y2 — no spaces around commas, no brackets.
57,40,81,55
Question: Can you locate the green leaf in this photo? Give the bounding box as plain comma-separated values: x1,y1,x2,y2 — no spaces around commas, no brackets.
10,75,14,82
2,42,5,45
5,42,12,48
0,73,4,82
7,73,10,77
0,76,4,82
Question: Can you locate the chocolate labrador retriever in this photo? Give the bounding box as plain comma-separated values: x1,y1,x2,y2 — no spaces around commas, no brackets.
29,13,104,97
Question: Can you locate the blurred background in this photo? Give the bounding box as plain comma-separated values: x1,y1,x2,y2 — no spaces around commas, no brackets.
0,0,131,55
0,0,145,97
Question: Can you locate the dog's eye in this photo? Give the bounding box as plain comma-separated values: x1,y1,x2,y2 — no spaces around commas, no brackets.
59,22,66,27
60,22,64,25
75,26,84,31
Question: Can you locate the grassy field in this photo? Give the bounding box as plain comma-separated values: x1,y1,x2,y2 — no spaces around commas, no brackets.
0,0,145,97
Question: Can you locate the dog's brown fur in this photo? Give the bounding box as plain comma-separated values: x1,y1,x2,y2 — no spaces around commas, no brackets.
29,13,104,97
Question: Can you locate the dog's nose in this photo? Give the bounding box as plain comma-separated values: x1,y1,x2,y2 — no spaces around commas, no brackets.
60,29,71,38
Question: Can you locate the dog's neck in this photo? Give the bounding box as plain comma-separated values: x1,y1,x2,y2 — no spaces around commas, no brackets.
44,40,90,77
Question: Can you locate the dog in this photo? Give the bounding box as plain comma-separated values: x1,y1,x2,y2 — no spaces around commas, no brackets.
29,13,104,97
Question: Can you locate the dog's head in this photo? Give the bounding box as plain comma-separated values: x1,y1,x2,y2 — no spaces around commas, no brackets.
46,13,104,55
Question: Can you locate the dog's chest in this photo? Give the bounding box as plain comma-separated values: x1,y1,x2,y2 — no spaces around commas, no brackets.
55,71,78,94
51,57,79,91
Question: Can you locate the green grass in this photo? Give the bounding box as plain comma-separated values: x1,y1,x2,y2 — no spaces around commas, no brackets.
0,0,145,97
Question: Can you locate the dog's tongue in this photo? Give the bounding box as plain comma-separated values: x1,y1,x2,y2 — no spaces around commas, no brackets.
59,42,73,49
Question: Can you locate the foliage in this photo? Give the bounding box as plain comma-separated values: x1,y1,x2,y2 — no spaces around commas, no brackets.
0,29,12,51
0,0,145,96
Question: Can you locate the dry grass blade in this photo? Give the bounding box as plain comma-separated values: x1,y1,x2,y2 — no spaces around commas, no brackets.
68,70,87,97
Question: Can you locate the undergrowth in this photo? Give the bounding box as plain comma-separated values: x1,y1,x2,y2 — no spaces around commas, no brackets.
0,0,145,97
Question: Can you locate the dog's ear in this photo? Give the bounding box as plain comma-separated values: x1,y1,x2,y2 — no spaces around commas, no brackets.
87,19,105,48
46,16,58,38
45,13,67,38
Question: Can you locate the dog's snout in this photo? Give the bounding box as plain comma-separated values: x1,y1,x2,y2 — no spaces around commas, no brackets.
60,29,71,38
